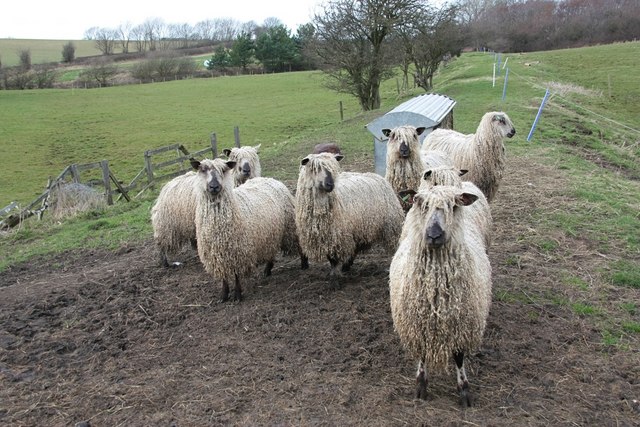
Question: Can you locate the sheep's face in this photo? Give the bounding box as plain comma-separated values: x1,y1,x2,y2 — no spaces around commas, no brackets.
300,153,343,193
411,186,478,248
222,145,260,184
191,158,236,196
491,113,516,138
382,126,426,160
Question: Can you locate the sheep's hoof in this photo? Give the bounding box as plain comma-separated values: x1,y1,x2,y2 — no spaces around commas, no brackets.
232,289,243,302
458,383,473,407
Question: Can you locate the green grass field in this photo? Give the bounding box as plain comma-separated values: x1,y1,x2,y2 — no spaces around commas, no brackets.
1,41,639,284
0,39,104,66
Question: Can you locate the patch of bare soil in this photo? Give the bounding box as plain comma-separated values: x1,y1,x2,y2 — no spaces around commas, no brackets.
1,154,639,426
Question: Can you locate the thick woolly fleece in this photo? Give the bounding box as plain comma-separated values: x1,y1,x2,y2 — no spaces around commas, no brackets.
389,185,492,372
420,112,515,202
295,153,404,264
194,159,298,283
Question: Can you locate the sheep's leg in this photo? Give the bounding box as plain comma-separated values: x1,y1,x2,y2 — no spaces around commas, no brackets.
301,254,309,270
341,256,355,272
232,274,243,302
220,280,230,303
327,256,341,289
454,351,473,407
159,250,170,268
264,261,274,276
416,360,428,400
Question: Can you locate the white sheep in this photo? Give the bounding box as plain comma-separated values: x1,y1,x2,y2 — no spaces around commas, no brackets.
389,184,492,406
191,158,306,302
222,144,262,187
151,147,261,267
381,125,426,212
295,153,404,285
420,111,516,202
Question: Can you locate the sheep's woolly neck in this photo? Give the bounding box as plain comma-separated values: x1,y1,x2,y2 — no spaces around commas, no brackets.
295,154,404,263
389,186,492,372
421,112,513,202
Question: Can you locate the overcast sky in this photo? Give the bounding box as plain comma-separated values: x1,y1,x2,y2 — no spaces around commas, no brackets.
0,0,324,40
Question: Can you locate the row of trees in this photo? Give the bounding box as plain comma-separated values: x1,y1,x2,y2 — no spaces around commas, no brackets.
460,0,640,53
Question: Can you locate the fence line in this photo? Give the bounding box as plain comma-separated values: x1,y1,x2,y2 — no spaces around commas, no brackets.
1,130,240,230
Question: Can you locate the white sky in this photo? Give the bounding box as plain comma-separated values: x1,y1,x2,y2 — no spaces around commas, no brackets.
0,0,324,40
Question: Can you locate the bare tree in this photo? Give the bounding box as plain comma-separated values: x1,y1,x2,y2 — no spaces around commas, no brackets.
79,58,118,87
141,18,165,52
117,22,133,54
61,42,75,63
403,4,464,91
18,49,31,70
131,25,147,52
93,27,118,55
313,0,421,110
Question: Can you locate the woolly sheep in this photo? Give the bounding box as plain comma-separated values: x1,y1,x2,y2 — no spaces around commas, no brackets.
295,153,404,285
381,125,426,212
420,111,516,202
222,144,262,187
191,158,306,302
151,147,261,267
151,171,199,267
389,185,492,406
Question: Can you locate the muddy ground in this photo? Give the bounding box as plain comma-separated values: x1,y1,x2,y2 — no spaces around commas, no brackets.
1,153,639,426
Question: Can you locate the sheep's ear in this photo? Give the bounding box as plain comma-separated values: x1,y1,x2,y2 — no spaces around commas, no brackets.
398,189,417,205
456,192,478,206
190,159,201,171
222,148,232,157
423,170,433,180
335,154,345,162
381,129,391,138
225,161,237,171
253,143,261,152
458,169,468,177
301,157,310,166
416,127,426,136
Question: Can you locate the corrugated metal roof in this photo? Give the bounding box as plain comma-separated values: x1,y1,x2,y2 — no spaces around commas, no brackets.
366,93,456,142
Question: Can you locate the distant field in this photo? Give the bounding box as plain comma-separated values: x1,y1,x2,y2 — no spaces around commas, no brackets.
0,39,108,66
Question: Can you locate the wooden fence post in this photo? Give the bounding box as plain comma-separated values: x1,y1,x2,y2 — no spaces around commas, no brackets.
70,164,80,183
210,133,218,158
234,126,240,147
144,150,154,185
100,160,113,205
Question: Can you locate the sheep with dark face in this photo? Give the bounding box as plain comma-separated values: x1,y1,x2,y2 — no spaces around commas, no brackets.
312,142,342,155
222,144,262,187
381,125,426,211
191,158,306,302
389,185,492,406
151,147,261,268
420,111,516,202
295,153,404,285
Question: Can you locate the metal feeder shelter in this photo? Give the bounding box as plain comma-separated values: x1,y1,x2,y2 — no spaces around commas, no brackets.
366,93,456,176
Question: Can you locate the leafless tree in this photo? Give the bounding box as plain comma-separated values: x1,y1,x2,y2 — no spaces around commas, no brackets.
313,0,421,110
117,22,133,53
93,27,118,55
18,49,31,70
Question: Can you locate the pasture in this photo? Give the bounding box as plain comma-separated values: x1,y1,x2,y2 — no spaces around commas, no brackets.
0,42,639,425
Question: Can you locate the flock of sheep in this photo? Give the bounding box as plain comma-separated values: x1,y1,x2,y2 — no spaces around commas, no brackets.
150,111,516,406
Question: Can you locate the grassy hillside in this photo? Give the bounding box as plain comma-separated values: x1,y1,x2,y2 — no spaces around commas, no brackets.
0,42,639,274
0,39,104,66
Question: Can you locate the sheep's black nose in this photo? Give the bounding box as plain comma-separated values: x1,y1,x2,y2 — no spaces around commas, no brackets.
507,128,516,138
241,164,251,176
400,142,410,158
426,223,445,247
208,182,221,194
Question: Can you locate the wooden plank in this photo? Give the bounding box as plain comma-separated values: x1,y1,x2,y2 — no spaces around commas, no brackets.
144,143,181,156
101,160,113,205
75,161,103,172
